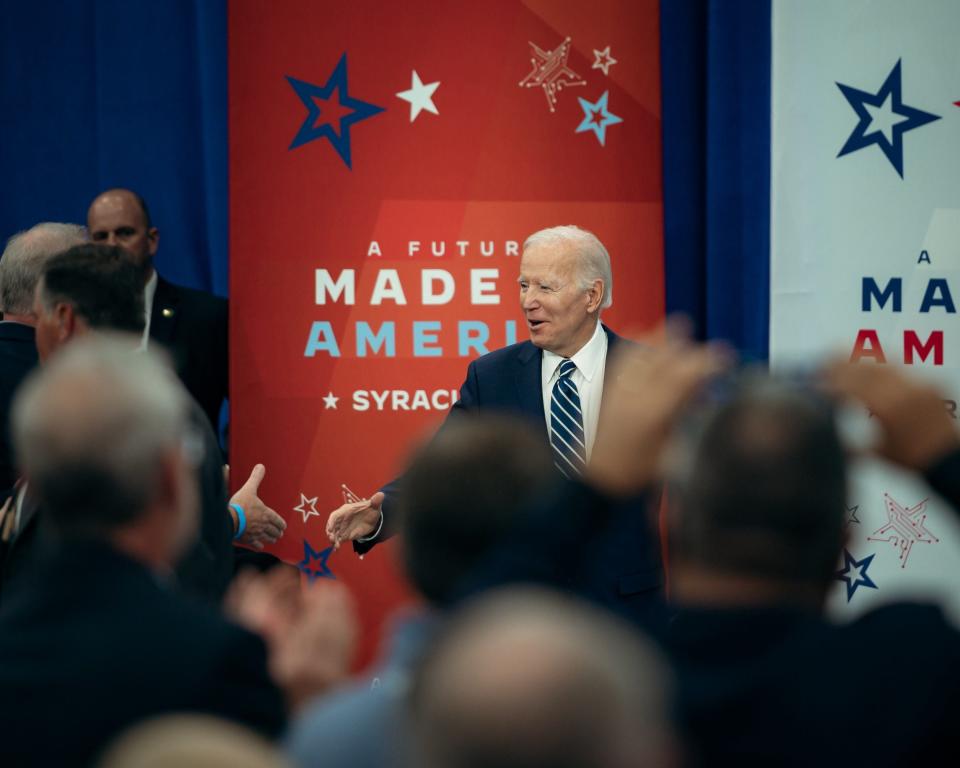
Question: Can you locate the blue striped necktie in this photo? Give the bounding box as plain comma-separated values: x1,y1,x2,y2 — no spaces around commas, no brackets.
550,359,586,478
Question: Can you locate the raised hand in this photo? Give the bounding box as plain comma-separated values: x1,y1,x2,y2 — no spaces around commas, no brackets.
230,463,287,550
325,490,384,548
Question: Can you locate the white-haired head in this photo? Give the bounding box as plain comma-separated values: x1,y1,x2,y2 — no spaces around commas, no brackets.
13,333,196,546
522,225,613,309
0,223,87,315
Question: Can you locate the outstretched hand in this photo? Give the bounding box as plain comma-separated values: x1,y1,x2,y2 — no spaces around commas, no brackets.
325,491,384,548
229,463,287,550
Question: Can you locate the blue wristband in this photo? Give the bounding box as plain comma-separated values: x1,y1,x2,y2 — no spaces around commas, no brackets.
230,503,246,540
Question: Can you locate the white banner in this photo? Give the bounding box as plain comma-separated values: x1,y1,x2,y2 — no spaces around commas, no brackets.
771,0,960,620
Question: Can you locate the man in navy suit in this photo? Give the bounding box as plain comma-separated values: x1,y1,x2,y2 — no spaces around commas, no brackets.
325,225,663,620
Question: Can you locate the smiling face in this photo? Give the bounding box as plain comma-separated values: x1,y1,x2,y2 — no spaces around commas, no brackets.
518,240,603,358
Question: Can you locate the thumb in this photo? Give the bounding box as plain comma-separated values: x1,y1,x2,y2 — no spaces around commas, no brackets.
369,491,385,510
243,463,267,493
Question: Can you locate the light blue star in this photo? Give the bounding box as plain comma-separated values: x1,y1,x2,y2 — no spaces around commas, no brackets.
836,549,878,602
298,540,335,583
575,91,622,146
836,60,939,178
286,53,384,169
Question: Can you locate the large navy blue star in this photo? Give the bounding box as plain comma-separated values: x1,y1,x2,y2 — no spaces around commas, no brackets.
836,60,939,178
298,540,335,583
286,53,384,169
836,549,878,602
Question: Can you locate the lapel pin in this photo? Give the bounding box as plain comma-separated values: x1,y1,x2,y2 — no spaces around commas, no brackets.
162,308,175,318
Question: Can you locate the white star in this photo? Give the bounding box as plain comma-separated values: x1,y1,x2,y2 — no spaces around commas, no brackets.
323,391,339,410
864,91,909,146
293,493,320,524
592,46,617,77
396,70,440,122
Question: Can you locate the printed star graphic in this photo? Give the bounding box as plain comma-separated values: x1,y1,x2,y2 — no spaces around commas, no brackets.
868,493,938,569
323,392,339,410
293,493,320,524
286,53,384,169
836,549,879,602
519,36,586,113
575,91,622,146
592,46,617,76
836,60,940,178
844,505,861,527
396,70,439,122
298,540,335,583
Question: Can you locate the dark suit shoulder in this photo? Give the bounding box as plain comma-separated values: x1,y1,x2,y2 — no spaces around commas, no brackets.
469,339,539,374
849,601,959,640
155,276,227,313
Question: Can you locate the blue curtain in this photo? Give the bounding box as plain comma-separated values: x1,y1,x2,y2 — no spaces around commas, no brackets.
0,0,228,296
2,0,771,346
660,0,771,361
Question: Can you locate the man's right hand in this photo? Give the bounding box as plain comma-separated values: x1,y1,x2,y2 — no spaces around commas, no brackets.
325,491,385,548
823,360,960,471
588,322,731,497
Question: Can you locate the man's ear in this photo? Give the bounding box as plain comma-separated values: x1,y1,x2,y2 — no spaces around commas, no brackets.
54,303,76,342
147,226,160,257
586,278,605,313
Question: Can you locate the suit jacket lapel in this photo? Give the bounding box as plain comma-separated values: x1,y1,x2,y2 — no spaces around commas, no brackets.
150,276,180,347
515,342,545,426
599,324,622,421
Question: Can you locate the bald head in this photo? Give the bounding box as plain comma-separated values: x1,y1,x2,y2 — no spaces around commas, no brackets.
412,589,675,768
12,334,196,555
0,223,87,317
87,189,158,276
666,378,846,601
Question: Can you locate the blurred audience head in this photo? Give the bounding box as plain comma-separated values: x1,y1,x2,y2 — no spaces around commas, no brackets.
87,188,158,277
33,243,145,361
411,588,675,768
399,417,555,607
666,376,847,606
12,334,197,564
0,222,87,319
99,715,290,768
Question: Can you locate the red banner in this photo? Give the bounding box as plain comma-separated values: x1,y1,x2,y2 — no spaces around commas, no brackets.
229,0,664,667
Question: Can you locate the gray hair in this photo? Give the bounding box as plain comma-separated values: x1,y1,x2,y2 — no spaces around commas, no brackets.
412,588,674,768
12,333,190,535
0,223,87,314
523,225,613,309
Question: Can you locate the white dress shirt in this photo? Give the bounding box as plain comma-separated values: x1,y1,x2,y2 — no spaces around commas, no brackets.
141,270,158,348
541,321,608,460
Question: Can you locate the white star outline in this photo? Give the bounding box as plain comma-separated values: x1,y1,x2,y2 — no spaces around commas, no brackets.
592,46,617,76
293,493,320,524
396,70,440,122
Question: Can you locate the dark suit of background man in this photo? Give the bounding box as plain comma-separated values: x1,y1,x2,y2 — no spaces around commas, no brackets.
87,189,228,440
0,335,284,767
0,223,87,495
0,246,234,605
325,225,663,622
